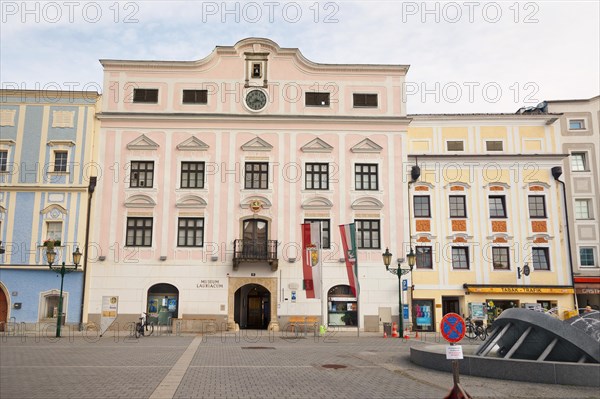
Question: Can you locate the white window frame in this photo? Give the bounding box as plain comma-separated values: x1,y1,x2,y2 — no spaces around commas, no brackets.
571,152,588,172
574,199,593,220
579,247,598,268
46,221,63,242
567,118,587,131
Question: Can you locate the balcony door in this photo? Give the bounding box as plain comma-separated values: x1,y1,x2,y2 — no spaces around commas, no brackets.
243,219,268,258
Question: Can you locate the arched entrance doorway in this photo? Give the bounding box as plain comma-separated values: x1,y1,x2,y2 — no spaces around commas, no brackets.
234,284,270,329
147,283,179,326
327,285,358,326
0,286,8,332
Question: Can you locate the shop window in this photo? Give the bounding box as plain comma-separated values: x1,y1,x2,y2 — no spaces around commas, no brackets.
413,299,434,332
327,285,357,326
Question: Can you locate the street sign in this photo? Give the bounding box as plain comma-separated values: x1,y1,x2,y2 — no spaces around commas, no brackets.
446,345,464,360
440,313,466,343
402,279,408,291
403,304,409,320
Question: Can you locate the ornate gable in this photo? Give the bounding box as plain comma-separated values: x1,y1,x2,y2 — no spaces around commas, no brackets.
176,136,209,151
127,134,159,150
301,138,333,153
241,137,273,152
351,138,382,153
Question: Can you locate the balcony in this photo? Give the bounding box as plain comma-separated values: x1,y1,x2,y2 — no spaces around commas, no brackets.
232,239,278,271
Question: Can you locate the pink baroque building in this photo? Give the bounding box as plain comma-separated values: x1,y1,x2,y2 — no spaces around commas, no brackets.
89,38,412,332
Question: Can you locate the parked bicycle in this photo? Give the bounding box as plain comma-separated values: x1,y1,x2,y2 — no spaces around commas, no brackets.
134,312,154,338
465,317,487,341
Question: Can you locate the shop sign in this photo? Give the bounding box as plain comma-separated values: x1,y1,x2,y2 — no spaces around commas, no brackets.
466,286,574,294
100,296,118,336
576,287,600,295
196,279,224,289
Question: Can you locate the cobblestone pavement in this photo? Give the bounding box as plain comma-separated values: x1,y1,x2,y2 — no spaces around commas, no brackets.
1,330,598,399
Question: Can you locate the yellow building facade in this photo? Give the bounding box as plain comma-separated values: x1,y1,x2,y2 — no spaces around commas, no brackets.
406,114,576,332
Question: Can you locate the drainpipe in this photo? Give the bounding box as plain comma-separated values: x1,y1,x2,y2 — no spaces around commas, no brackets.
80,176,97,330
551,167,578,310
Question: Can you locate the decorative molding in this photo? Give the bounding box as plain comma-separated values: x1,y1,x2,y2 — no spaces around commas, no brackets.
300,138,333,153
0,109,16,126
413,182,434,190
40,204,67,216
486,233,514,242
445,182,471,190
526,233,553,242
446,233,474,241
301,197,333,210
47,140,75,147
0,139,16,147
484,182,510,190
51,111,75,128
124,194,157,208
350,138,383,153
241,137,272,152
175,195,207,209
240,195,272,209
176,136,209,151
350,197,384,210
127,134,159,150
525,181,551,190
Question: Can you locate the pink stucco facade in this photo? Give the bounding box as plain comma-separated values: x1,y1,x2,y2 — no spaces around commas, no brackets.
89,38,411,332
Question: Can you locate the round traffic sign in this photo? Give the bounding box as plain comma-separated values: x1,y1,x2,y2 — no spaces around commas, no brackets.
440,313,465,343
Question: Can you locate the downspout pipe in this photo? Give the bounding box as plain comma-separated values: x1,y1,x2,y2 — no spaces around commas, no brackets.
80,176,97,330
551,166,578,310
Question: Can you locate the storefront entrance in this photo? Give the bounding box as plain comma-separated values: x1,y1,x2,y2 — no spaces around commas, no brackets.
147,283,179,326
442,297,460,316
327,285,358,326
234,284,270,329
0,287,7,332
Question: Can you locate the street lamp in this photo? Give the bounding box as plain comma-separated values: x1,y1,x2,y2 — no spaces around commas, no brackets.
46,246,82,337
382,247,416,334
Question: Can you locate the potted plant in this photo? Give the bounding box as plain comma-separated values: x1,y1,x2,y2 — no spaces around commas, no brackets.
42,239,61,251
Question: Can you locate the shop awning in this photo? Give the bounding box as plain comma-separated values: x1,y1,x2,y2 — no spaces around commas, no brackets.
463,284,574,294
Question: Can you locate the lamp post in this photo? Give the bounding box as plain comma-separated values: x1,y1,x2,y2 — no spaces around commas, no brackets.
46,246,82,337
382,247,416,333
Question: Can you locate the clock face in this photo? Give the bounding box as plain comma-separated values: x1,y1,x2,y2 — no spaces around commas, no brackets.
246,90,267,111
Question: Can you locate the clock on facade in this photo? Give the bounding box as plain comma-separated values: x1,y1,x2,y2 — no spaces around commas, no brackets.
245,89,267,111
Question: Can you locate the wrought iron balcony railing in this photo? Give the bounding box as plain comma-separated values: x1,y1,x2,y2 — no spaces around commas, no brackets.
233,239,278,271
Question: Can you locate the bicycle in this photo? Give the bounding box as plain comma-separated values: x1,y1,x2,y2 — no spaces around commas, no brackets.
465,317,487,341
134,312,154,338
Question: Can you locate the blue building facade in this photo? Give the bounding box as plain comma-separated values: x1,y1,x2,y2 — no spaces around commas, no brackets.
0,90,99,330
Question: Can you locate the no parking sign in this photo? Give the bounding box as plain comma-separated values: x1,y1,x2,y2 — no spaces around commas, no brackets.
440,313,466,343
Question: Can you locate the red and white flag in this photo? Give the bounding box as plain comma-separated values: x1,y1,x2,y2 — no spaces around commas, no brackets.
301,222,322,299
339,223,359,297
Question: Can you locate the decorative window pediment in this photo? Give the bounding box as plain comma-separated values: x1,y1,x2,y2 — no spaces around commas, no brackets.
47,140,75,148
301,196,333,210
445,182,471,190
127,134,159,150
350,138,382,153
241,137,272,152
351,197,383,210
40,204,67,220
177,136,209,151
525,181,550,190
484,182,510,191
240,195,272,209
176,195,207,209
124,194,156,208
301,138,333,153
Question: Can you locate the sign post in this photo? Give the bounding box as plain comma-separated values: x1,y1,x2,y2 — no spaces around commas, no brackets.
440,313,472,399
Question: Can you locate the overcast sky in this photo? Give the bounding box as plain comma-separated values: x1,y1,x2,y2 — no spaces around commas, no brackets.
1,1,598,113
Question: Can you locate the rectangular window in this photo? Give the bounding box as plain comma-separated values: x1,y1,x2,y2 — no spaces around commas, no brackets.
305,92,330,107
130,161,154,188
532,247,550,270
353,93,378,107
580,248,596,267
492,247,510,270
177,218,204,247
181,162,205,189
244,162,269,189
416,246,433,269
568,119,585,130
46,221,62,242
54,151,68,172
355,164,378,190
355,219,380,249
413,195,431,218
126,217,153,247
305,163,329,190
528,195,546,218
485,141,503,151
133,88,159,103
182,90,208,104
0,150,8,172
304,219,331,249
252,63,262,78
488,196,507,218
452,247,469,269
447,141,464,151
449,195,467,218
575,199,592,219
571,152,587,171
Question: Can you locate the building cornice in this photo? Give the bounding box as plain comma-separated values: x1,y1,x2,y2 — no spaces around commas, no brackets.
409,113,560,125
408,153,569,160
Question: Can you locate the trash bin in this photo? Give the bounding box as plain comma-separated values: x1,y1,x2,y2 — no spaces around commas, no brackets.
383,322,392,336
